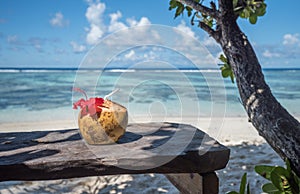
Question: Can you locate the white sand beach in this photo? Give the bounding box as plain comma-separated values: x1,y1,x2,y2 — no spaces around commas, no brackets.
0,116,293,193
0,116,266,144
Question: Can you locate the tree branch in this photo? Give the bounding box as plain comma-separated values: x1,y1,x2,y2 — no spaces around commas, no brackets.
177,0,220,19
198,22,221,43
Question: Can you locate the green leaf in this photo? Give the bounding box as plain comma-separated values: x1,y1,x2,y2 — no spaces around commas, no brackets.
244,7,251,18
243,8,250,18
221,68,231,78
233,0,238,8
219,54,235,83
255,8,266,16
191,12,197,25
256,3,267,16
249,15,257,24
186,6,193,17
255,165,275,180
270,169,286,191
285,159,292,175
219,54,227,63
239,173,247,194
246,183,250,194
174,4,184,18
273,166,291,180
294,173,300,189
200,13,214,28
262,183,279,193
207,17,213,28
226,192,239,194
169,0,178,10
285,160,300,194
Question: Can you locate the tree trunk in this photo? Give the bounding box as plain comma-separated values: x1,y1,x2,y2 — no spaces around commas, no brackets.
218,0,300,175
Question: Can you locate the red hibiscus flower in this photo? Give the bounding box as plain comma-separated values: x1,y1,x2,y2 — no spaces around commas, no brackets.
73,88,105,117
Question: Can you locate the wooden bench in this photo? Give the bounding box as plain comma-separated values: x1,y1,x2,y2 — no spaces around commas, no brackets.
0,122,230,194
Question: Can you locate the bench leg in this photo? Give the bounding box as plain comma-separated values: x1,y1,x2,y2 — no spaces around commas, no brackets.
165,172,218,194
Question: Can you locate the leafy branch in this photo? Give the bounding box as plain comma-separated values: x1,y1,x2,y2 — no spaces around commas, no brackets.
227,160,300,194
169,0,219,19
168,0,266,83
233,0,267,24
169,0,221,42
219,54,235,83
169,0,267,40
227,173,250,194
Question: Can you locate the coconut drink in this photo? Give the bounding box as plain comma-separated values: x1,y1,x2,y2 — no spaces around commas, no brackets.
73,88,128,145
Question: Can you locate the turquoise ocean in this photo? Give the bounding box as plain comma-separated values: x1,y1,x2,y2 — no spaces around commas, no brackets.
0,68,299,126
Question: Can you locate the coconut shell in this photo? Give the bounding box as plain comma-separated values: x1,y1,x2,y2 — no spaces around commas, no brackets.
78,100,128,145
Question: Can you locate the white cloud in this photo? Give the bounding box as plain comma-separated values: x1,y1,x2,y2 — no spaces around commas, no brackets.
6,35,25,51
97,13,154,48
112,47,159,64
283,33,299,46
202,35,222,57
70,41,87,53
174,20,196,39
138,17,151,26
110,11,122,22
172,21,217,67
85,0,106,45
7,35,19,44
203,36,218,47
50,12,69,27
143,50,156,60
108,12,151,33
263,49,281,58
124,49,135,59
86,24,104,45
108,11,127,32
85,1,105,25
127,17,151,27
126,18,138,27
28,37,45,52
84,0,152,45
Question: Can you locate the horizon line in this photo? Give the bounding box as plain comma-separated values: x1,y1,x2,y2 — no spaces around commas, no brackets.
1,67,300,71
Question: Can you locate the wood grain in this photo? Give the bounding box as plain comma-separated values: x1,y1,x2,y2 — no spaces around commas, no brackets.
166,172,218,194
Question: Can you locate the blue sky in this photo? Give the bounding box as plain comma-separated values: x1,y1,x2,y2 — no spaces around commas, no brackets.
0,0,300,68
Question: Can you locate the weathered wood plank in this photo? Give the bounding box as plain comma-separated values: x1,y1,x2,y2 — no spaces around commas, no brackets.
202,172,219,194
166,173,204,194
0,122,229,181
165,172,218,194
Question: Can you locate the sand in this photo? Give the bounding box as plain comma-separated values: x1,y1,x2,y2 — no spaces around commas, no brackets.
0,116,265,144
0,116,293,193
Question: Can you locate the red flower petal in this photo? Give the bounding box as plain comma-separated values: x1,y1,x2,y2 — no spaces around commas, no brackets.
73,98,86,109
88,98,104,115
74,97,104,116
73,86,105,117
